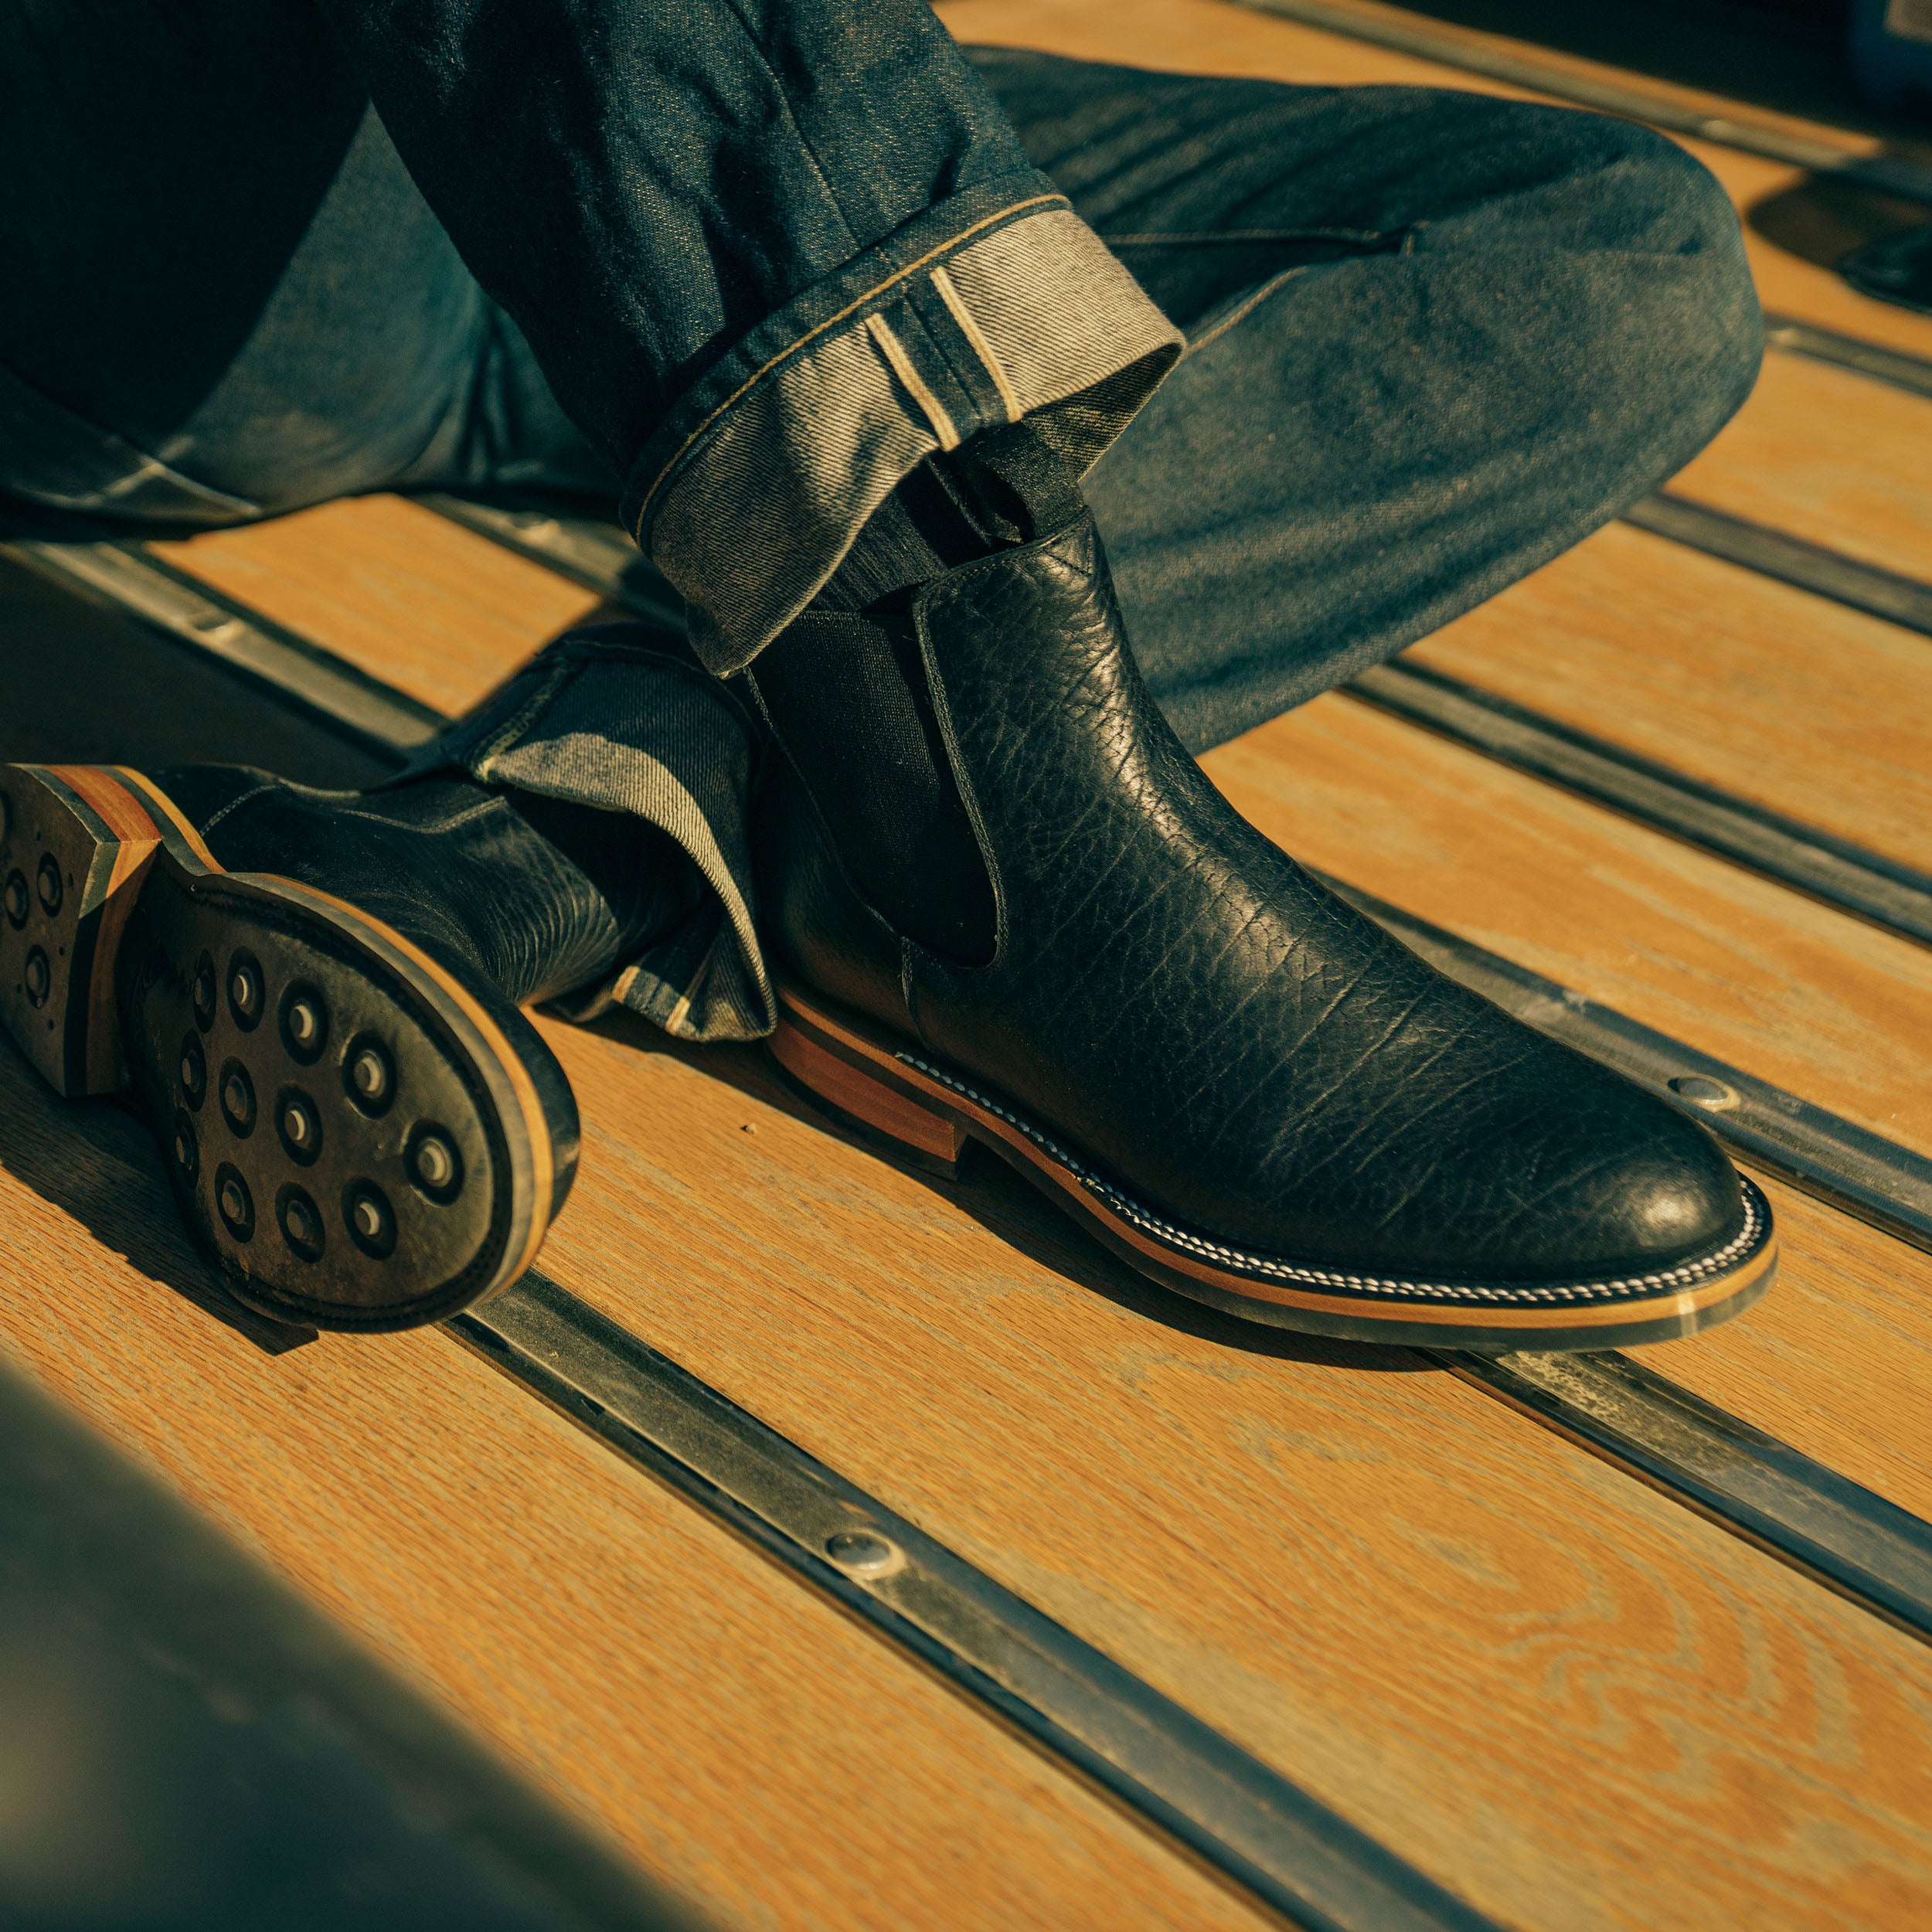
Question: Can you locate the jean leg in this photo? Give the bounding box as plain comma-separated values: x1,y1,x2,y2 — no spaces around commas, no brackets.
975,53,1764,751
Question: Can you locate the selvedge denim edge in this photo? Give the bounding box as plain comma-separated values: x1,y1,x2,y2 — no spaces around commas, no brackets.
625,174,1184,677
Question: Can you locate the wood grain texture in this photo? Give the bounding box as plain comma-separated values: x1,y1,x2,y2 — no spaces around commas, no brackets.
0,1043,1274,1932
1406,519,1932,876
936,0,1932,362
529,1009,1932,1932
1650,1175,1932,1526
1666,349,1932,585
1204,695,1932,1155
148,496,606,719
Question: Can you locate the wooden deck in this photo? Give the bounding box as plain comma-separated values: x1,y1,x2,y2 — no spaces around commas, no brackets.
4,4,1931,1927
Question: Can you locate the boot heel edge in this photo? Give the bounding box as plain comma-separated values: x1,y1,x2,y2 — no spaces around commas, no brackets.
772,1012,968,1175
2,765,165,1097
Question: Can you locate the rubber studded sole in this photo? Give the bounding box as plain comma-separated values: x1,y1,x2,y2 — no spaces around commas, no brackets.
771,978,1778,1352
0,764,568,1333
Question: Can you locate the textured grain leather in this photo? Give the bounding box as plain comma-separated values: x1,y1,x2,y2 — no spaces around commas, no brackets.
758,512,1744,1284
151,767,698,1009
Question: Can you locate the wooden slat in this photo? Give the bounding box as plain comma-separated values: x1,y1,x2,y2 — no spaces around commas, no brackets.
937,0,1932,366
1666,349,1932,586
529,1010,1932,1932
147,495,607,719
0,1045,1274,1932
1406,519,1932,878
1649,1175,1932,1527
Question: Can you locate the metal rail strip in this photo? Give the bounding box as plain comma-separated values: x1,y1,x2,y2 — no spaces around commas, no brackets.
2,537,444,760
457,1271,1500,1932
1764,315,1932,400
19,510,1932,1847
1624,492,1932,638
1232,0,1932,205
1438,1350,1932,1644
1345,659,1932,949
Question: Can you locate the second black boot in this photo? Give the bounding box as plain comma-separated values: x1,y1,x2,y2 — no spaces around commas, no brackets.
748,436,1776,1351
0,760,696,1332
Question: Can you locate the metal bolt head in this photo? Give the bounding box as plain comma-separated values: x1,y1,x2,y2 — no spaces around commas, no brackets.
284,1196,318,1247
414,1133,454,1189
351,1046,389,1104
825,1530,902,1577
219,1178,246,1223
174,1130,192,1168
22,948,49,1005
3,872,25,924
192,964,216,1026
223,1073,249,1117
349,1189,394,1250
282,1100,314,1148
287,998,321,1047
179,1043,204,1099
36,855,61,916
1668,1074,1737,1111
229,963,260,1020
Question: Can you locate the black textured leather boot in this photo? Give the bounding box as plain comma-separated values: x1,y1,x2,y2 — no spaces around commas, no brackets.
749,509,1777,1351
0,763,690,1332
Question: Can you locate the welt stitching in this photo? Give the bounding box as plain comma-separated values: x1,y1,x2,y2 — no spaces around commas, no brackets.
900,1050,1767,1305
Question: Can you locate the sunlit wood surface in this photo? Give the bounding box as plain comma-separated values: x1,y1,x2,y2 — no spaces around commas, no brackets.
7,2,1932,1927
0,1045,1275,1932
1408,521,1932,876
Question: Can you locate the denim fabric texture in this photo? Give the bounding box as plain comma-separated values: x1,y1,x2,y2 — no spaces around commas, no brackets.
0,19,1762,1039
0,0,1178,665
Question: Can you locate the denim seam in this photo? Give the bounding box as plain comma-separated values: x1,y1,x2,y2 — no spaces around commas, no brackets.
1184,267,1320,357
630,191,1066,533
865,313,961,448
714,0,861,255
930,264,1022,420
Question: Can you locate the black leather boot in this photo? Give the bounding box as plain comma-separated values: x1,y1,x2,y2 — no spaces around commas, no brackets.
750,511,1777,1351
0,762,690,1332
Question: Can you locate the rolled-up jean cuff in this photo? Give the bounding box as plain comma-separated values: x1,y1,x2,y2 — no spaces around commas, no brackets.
624,179,1185,675
409,629,777,1044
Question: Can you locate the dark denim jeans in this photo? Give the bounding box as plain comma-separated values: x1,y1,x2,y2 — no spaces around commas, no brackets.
0,10,1761,1036
0,9,1760,740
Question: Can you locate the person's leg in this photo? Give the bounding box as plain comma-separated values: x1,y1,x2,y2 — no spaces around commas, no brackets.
972,52,1764,750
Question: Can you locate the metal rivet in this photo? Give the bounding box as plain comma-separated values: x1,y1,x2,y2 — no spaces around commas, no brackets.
224,1073,249,1117
283,1100,314,1148
179,1044,204,1097
230,964,260,1019
287,998,320,1046
351,1047,389,1104
36,855,61,916
22,948,49,1005
825,1530,901,1577
414,1133,454,1189
2,872,25,924
1669,1075,1737,1111
219,1178,247,1223
284,1197,318,1245
174,1131,192,1168
193,964,216,1023
349,1189,393,1249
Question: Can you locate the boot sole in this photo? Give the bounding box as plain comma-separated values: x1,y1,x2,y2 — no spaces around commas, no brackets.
0,764,568,1332
771,978,1777,1352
